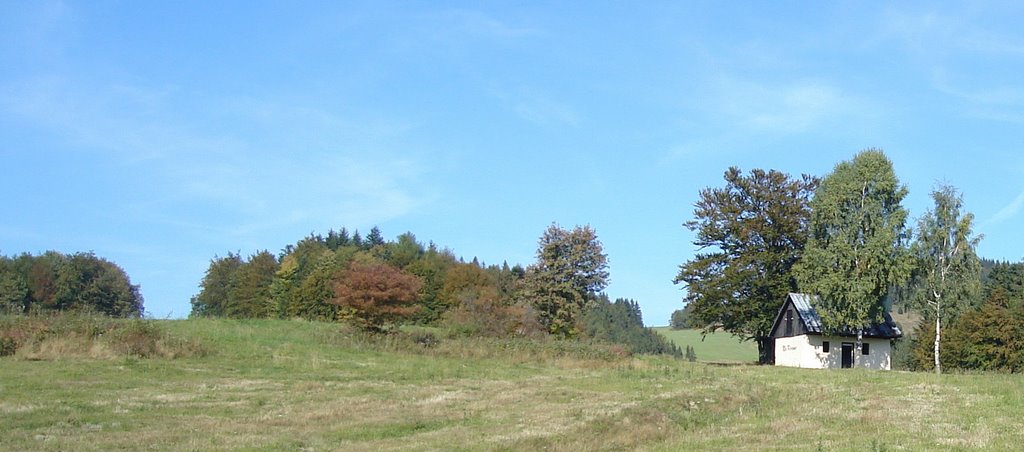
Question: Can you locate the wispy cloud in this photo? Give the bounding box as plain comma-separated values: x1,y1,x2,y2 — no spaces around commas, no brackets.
513,94,580,127
492,86,580,127
872,7,1024,125
876,8,1024,58
927,66,1024,125
175,153,427,236
0,76,226,162
0,75,431,243
930,69,1024,106
444,10,541,39
987,190,1024,225
704,76,867,134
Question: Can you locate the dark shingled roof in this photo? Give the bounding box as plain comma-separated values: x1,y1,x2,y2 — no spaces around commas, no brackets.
780,293,902,339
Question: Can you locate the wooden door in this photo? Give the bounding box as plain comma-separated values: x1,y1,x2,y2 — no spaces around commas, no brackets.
841,343,854,369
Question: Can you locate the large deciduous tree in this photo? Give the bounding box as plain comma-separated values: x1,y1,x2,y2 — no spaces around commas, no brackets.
0,256,31,314
191,253,243,318
675,167,817,364
331,260,423,332
795,149,912,347
54,252,144,317
910,184,982,374
1,251,143,317
520,224,609,337
225,251,279,319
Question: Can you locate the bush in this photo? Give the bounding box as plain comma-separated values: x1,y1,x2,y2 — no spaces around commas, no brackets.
406,330,440,348
443,291,545,338
0,312,206,360
890,336,914,371
0,336,15,356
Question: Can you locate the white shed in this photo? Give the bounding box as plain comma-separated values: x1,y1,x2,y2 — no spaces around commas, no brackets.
770,293,902,370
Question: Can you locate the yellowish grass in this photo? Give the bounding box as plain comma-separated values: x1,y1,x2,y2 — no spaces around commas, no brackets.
2,318,1024,450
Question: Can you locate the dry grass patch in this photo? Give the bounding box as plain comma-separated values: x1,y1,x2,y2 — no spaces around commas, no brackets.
5,318,1024,450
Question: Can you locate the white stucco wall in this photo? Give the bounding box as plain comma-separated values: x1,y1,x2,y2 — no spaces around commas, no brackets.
775,335,892,370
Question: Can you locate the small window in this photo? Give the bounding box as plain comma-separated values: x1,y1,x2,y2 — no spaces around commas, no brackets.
785,310,793,336
862,343,870,355
822,341,830,353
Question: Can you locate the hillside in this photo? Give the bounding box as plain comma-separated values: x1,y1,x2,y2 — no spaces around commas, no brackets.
653,327,758,363
2,318,1023,450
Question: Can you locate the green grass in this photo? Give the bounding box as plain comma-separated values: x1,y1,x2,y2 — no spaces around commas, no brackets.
2,317,1024,450
653,327,759,363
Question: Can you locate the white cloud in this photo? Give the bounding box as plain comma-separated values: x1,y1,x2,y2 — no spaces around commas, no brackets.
491,86,580,127
707,77,863,134
513,95,580,127
201,153,426,236
0,75,431,241
877,8,1024,58
444,10,540,39
927,67,1024,125
872,7,1024,125
988,190,1024,225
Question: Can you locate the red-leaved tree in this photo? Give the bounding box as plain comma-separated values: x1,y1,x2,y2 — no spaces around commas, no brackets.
331,261,422,332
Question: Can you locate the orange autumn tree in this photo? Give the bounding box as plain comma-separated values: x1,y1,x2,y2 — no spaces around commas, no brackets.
331,261,422,332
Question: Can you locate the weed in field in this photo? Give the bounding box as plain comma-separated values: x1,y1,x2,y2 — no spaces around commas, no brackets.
0,336,15,356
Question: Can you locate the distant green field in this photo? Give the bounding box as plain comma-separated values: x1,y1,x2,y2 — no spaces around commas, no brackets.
654,327,758,363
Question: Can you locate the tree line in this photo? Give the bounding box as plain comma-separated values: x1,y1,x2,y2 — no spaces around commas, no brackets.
190,225,678,356
673,149,1018,372
0,251,143,317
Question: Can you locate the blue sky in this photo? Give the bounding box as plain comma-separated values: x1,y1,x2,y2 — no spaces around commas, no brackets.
3,2,1024,325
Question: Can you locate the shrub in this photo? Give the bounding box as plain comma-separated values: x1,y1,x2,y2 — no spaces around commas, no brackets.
442,289,543,338
0,336,15,356
406,330,440,348
0,312,206,360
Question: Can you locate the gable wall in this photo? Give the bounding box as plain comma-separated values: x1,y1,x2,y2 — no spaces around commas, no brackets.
770,299,810,338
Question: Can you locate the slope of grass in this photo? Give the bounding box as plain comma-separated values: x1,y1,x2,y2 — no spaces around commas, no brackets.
2,317,1023,450
653,327,758,363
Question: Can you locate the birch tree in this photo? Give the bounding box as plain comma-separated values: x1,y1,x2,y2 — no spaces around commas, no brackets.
911,184,982,374
794,150,913,358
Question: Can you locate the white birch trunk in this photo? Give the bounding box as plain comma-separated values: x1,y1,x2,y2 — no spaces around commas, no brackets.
934,315,942,374
856,330,863,369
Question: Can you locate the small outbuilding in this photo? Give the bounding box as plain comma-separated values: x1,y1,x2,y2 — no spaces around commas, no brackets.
770,293,902,370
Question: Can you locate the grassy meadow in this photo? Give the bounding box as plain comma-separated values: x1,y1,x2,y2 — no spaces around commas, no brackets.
652,327,759,363
2,317,1024,450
